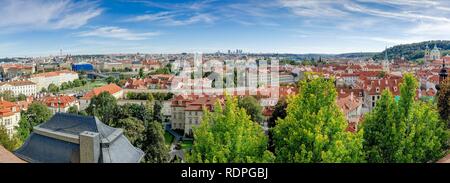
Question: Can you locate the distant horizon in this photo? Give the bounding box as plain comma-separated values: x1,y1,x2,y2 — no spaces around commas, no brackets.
0,50,383,59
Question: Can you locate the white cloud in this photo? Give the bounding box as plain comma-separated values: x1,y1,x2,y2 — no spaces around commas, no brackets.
77,27,160,41
126,12,215,26
0,0,102,30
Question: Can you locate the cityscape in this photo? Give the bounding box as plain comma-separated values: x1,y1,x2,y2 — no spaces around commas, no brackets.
0,0,449,165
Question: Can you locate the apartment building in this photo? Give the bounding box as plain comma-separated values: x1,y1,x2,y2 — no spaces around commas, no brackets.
0,80,37,96
80,83,123,109
29,70,79,91
170,95,223,136
0,100,21,137
39,95,79,114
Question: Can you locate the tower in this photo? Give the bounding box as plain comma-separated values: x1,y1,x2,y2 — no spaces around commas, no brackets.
439,60,448,84
424,44,431,61
430,44,441,61
382,47,390,73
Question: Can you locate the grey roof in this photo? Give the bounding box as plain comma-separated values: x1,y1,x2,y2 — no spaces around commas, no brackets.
101,135,144,163
14,113,144,163
14,133,80,163
38,113,116,139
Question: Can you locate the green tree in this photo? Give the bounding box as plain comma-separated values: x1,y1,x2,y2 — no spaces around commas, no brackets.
363,74,448,163
141,121,169,163
60,82,68,90
40,87,47,93
80,79,88,85
0,91,16,102
188,95,274,163
16,114,31,142
48,83,59,93
106,76,116,84
15,102,52,141
238,96,263,124
73,79,82,87
114,117,145,146
0,125,20,151
437,78,450,128
17,94,27,101
273,77,365,163
153,100,163,123
139,68,145,78
86,92,119,125
268,98,288,152
68,106,78,114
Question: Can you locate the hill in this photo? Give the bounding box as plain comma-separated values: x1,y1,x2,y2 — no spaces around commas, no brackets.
373,40,450,61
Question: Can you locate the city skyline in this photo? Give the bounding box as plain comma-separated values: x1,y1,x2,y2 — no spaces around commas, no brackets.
2,0,450,57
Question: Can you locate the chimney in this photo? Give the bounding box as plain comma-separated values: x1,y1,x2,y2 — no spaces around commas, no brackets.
79,131,100,163
350,92,354,101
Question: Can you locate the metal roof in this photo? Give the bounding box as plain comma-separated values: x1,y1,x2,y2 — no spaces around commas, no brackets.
14,113,144,163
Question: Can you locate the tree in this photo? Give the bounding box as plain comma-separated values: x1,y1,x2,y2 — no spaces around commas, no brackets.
268,98,288,152
16,114,31,142
272,77,365,163
40,87,47,93
188,95,275,163
17,94,27,101
363,74,448,163
114,117,145,146
141,121,169,163
139,68,145,78
86,92,119,125
15,102,52,141
81,79,88,86
73,79,82,87
106,76,116,84
25,102,52,127
60,82,68,90
0,125,20,151
437,78,450,128
153,100,163,123
0,91,16,102
48,83,59,93
238,96,263,124
68,106,78,114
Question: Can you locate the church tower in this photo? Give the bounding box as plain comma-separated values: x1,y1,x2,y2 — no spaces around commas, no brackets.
424,44,431,61
430,44,441,61
382,47,390,73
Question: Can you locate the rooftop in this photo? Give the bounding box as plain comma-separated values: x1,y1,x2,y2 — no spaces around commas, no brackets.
82,83,122,100
0,145,26,163
14,113,144,163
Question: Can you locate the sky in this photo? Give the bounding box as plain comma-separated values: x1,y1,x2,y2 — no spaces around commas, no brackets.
2,0,450,57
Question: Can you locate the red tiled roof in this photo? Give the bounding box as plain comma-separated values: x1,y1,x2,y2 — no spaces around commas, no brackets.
40,95,77,108
31,70,77,78
0,80,36,86
361,78,402,96
0,100,18,117
82,83,122,100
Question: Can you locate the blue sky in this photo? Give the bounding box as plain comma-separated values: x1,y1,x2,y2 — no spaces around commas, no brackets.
1,0,450,57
